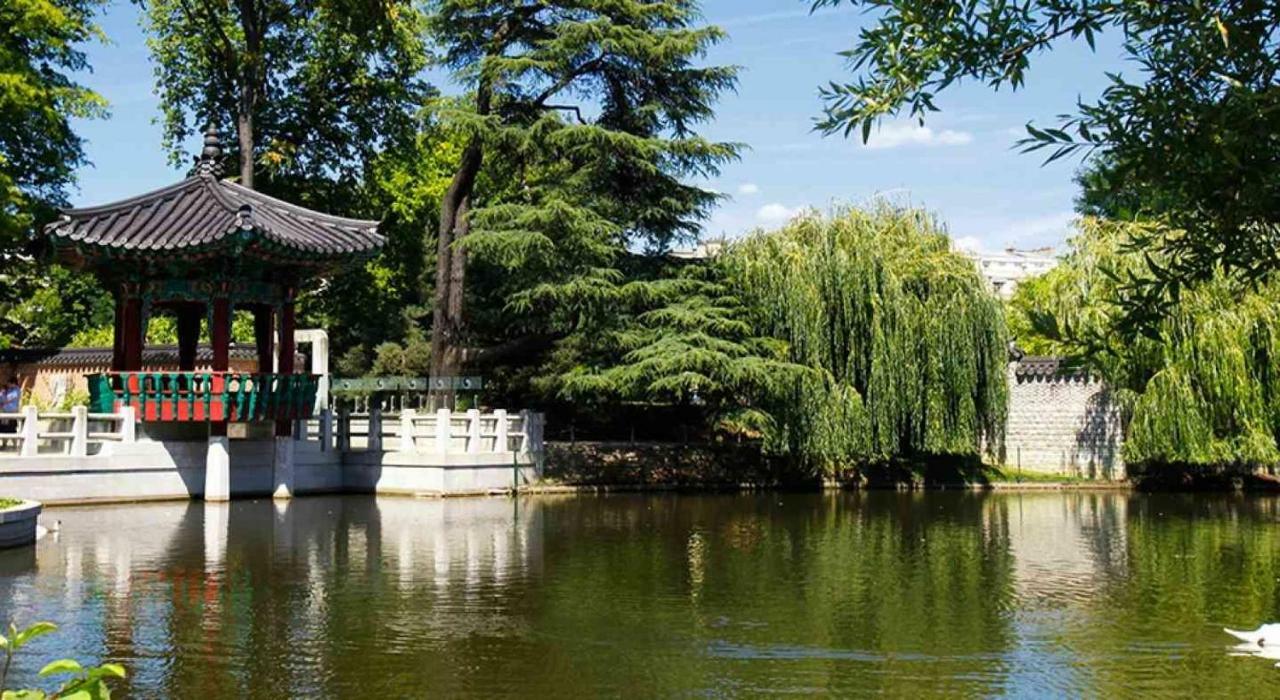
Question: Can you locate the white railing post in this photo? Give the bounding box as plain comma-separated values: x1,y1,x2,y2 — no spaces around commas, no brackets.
518,410,532,454
338,406,351,451
119,406,136,442
19,406,38,456
466,408,481,454
400,408,416,452
70,405,88,457
368,406,383,452
319,409,333,452
494,409,508,453
435,408,451,453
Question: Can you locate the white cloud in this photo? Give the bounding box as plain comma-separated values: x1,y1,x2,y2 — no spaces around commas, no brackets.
756,203,802,225
737,182,760,195
863,122,974,150
956,211,1076,252
718,7,838,28
992,211,1076,245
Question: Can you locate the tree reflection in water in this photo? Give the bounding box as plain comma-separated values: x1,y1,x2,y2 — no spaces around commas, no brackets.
0,492,1277,696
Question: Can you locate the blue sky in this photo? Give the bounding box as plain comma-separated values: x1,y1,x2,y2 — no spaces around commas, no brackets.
70,0,1126,252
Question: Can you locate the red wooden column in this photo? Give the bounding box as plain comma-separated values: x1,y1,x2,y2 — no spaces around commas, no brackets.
210,296,231,435
253,305,275,374
176,303,203,371
121,290,144,372
111,288,125,371
211,297,231,371
275,293,296,437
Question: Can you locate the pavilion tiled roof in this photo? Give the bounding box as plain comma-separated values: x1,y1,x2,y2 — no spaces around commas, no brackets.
41,128,383,259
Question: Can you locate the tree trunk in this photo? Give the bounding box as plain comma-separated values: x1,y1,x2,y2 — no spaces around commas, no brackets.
429,138,484,379
427,16,516,379
237,106,254,189
236,0,260,190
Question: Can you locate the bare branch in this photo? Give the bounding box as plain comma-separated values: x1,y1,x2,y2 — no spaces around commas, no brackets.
542,103,587,124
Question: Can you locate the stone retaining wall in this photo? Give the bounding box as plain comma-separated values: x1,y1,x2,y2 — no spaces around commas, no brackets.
543,441,808,487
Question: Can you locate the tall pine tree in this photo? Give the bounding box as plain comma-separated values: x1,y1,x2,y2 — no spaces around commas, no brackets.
425,0,739,378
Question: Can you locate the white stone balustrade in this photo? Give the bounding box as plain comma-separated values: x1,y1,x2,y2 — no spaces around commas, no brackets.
0,406,137,457
310,407,544,456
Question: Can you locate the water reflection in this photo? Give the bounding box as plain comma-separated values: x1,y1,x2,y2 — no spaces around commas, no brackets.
0,492,1278,696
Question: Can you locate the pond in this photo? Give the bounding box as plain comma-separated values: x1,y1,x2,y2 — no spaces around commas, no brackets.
1,491,1279,697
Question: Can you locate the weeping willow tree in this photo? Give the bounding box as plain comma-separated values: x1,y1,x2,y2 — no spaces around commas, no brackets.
723,207,1008,467
1007,218,1280,470
568,206,1009,473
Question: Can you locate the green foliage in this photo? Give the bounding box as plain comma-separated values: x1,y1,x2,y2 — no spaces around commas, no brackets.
0,0,109,350
23,385,89,412
334,343,370,377
0,499,20,510
814,0,1280,334
556,263,804,440
139,0,429,183
1004,273,1069,358
69,310,254,348
726,206,1008,466
303,127,461,357
0,0,107,245
424,0,739,373
0,621,125,699
574,207,1008,472
1009,218,1280,469
401,330,431,376
1,264,110,350
370,342,405,377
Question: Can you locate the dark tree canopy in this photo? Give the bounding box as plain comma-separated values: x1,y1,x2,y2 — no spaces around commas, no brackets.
0,0,106,244
139,0,430,189
0,0,110,349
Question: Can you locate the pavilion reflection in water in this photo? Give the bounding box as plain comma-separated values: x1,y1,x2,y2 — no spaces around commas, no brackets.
1,496,544,665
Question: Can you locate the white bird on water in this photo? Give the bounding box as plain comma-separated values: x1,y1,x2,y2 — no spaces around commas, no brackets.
1225,624,1280,647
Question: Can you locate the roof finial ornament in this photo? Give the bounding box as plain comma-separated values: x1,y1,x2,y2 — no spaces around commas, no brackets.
195,125,224,178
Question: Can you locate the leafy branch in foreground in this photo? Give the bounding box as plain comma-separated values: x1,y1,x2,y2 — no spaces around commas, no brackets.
1,621,126,699
813,1,1280,333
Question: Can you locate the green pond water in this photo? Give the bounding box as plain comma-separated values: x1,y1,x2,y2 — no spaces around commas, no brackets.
1,492,1280,697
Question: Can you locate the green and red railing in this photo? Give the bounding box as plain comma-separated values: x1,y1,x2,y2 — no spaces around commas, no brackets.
88,372,319,422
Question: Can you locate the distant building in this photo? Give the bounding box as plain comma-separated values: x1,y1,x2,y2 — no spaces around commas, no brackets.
966,247,1058,299
668,238,727,260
